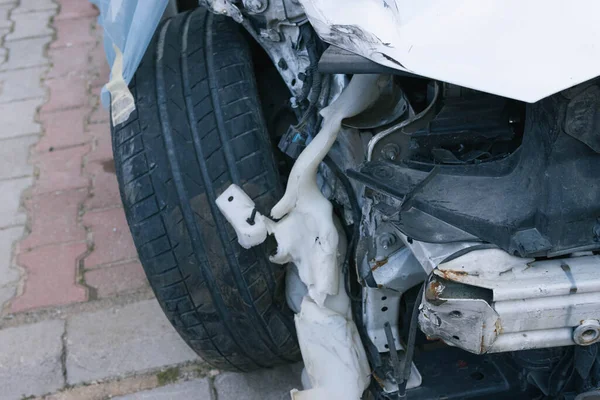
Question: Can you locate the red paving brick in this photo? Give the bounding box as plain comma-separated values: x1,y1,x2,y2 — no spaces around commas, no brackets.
85,123,119,210
46,43,94,79
91,65,110,89
11,242,88,312
85,160,121,210
50,17,96,49
36,108,91,152
10,0,145,313
32,145,90,194
55,0,98,20
89,43,110,89
83,208,137,268
85,260,147,298
20,189,87,250
86,122,113,162
41,76,89,114
88,102,110,124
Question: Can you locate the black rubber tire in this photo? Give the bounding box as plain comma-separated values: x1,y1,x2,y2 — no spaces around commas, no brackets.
110,8,300,371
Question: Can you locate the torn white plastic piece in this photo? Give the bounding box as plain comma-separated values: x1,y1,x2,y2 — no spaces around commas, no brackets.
291,296,371,400
216,74,384,400
105,44,135,126
215,184,268,249
286,264,308,314
291,222,370,400
268,74,384,306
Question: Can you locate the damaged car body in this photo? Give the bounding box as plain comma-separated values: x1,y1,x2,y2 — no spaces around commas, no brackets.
100,0,600,399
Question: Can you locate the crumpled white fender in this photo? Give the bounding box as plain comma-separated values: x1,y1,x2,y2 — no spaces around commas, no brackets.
217,74,384,399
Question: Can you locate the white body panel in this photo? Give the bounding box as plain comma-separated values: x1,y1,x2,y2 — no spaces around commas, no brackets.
299,0,600,102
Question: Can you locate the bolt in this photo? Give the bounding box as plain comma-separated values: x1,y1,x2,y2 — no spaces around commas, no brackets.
243,0,266,13
379,233,397,250
381,143,400,161
573,320,600,346
371,165,394,180
278,58,288,70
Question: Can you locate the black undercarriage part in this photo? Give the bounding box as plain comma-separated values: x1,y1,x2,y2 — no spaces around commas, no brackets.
350,82,600,257
405,344,600,400
406,348,525,400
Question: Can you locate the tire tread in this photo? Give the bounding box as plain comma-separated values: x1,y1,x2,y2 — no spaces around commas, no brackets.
111,8,299,372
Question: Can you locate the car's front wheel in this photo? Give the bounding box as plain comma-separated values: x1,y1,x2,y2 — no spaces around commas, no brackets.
111,7,300,371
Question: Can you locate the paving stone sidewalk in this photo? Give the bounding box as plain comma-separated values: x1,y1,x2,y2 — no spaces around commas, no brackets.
0,1,301,398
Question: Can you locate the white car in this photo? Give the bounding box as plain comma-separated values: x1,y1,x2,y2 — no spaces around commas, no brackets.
97,1,600,398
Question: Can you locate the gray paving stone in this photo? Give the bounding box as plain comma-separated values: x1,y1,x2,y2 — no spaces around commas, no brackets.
214,363,303,400
0,226,24,286
0,66,46,103
5,10,53,41
0,135,36,179
0,36,51,70
0,284,16,310
0,177,31,227
0,98,43,139
113,379,213,400
66,299,199,385
0,319,65,400
13,0,57,14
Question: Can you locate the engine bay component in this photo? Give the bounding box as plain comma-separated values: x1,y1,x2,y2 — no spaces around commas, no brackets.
367,82,523,165
362,247,425,392
353,90,600,258
342,75,409,130
318,45,422,77
366,80,440,162
363,247,426,352
419,248,600,354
